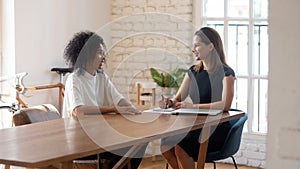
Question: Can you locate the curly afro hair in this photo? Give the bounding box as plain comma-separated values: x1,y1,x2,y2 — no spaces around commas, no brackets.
63,31,106,74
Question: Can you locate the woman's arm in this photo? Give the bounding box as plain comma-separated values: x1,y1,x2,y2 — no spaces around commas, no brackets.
116,98,141,114
72,98,140,117
173,73,190,102
174,75,235,111
195,75,234,111
72,105,117,117
159,73,190,108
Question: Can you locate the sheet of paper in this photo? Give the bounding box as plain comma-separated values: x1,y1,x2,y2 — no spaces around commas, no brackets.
143,108,223,115
173,108,223,115
143,107,175,114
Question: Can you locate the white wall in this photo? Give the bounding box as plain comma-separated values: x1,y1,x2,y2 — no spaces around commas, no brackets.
0,0,2,56
13,0,110,109
2,0,15,78
109,0,194,103
1,0,16,127
267,0,300,168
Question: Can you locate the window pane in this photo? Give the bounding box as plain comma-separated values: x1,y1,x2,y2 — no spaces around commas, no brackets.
228,23,248,75
205,21,225,43
253,23,269,76
203,0,224,17
234,78,248,133
227,26,237,72
259,79,268,133
228,0,249,18
234,78,248,112
203,0,269,135
254,0,268,18
253,79,268,133
260,25,269,75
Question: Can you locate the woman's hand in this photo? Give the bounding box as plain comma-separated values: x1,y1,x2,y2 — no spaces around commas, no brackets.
115,106,141,115
71,108,85,120
158,97,174,109
173,101,194,109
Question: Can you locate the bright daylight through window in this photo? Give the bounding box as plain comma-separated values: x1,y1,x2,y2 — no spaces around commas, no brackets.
202,0,269,134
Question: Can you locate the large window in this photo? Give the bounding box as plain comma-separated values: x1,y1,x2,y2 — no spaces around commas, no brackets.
202,0,269,134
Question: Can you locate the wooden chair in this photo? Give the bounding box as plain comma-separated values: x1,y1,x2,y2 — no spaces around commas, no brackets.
136,82,160,161
12,104,60,169
13,104,60,126
136,81,157,106
12,104,99,169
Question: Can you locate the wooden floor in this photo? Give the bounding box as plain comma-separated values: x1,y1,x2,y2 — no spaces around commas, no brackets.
139,156,259,169
73,156,259,169
1,156,260,169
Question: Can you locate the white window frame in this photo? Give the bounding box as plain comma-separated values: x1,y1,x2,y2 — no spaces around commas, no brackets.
194,0,269,135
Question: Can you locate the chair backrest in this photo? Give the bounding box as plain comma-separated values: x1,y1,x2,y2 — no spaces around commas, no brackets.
221,113,248,157
206,110,248,161
136,81,157,105
13,104,60,126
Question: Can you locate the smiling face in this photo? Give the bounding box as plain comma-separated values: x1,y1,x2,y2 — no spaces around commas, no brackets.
86,44,107,75
95,44,106,69
192,35,213,62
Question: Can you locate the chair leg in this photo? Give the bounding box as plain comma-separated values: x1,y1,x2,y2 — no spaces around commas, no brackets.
213,161,216,169
231,156,238,169
165,163,168,169
97,154,102,169
205,161,216,169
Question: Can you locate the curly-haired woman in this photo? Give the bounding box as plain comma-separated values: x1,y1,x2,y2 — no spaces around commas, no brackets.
62,30,146,169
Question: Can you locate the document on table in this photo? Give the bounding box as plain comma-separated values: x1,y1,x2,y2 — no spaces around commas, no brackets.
143,108,223,115
143,107,175,114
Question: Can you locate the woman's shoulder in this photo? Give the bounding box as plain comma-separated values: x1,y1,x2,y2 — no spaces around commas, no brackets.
65,72,80,87
188,65,198,72
223,65,235,77
189,65,196,69
96,69,108,79
66,72,78,81
187,65,197,76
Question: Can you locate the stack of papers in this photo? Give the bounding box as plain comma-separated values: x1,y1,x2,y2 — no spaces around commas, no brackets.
143,108,223,115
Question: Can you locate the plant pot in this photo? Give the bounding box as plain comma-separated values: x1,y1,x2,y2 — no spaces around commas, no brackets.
161,87,175,98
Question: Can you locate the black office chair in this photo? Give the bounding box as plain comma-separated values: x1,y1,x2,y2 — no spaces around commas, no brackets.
205,110,247,169
166,109,248,169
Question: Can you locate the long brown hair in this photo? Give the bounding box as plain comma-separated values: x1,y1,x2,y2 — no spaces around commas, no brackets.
194,27,228,72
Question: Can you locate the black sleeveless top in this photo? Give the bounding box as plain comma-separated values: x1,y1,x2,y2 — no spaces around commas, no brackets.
188,65,235,104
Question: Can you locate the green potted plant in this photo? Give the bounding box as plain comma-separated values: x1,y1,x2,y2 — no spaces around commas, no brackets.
150,67,186,95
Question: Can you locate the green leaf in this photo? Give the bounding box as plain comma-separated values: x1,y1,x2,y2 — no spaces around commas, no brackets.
150,67,186,88
164,73,177,88
150,68,164,87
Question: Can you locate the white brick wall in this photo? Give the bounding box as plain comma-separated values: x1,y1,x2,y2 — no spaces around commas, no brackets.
109,0,195,102
109,1,266,168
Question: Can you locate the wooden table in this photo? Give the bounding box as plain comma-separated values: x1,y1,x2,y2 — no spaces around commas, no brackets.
0,110,245,169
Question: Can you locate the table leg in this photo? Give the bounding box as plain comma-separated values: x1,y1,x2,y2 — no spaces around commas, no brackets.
112,144,146,169
4,165,10,169
197,126,211,169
